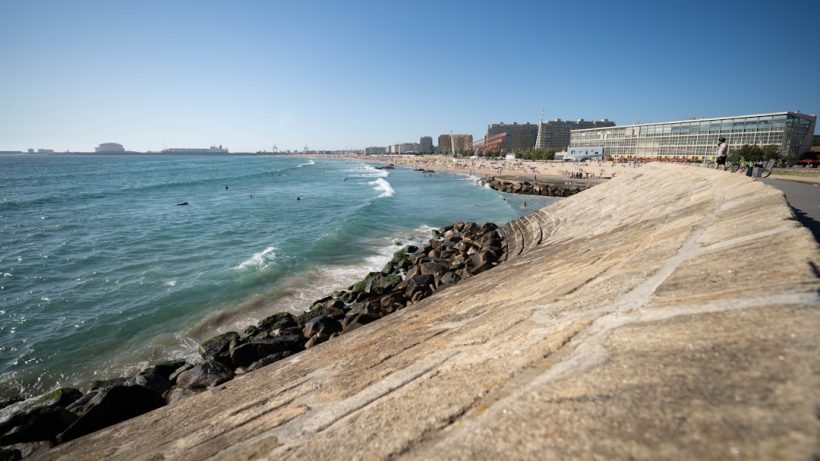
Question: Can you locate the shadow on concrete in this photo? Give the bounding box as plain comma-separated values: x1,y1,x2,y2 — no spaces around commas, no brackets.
790,206,820,244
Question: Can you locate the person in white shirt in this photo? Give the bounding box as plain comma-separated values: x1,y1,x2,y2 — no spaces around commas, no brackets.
715,137,729,170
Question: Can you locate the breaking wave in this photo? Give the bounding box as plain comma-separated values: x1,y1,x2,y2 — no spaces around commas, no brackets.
369,178,395,198
234,246,277,271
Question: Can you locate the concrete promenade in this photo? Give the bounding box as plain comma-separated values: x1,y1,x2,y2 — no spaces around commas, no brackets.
41,164,820,460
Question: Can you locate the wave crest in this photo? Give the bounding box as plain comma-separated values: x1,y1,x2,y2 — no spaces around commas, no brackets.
234,246,277,271
369,178,395,198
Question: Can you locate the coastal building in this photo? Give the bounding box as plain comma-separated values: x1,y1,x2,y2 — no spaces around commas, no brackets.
486,123,538,153
419,136,434,154
364,146,386,155
535,119,615,151
569,111,816,160
95,142,125,153
474,133,506,153
36,149,55,154
402,143,420,154
161,145,229,154
437,134,473,154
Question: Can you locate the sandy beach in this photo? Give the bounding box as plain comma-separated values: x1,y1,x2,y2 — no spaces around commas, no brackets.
328,153,636,181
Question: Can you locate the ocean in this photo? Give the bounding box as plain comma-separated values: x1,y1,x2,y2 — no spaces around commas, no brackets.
0,154,555,399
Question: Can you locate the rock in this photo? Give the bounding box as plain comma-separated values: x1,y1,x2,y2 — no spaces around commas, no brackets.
341,312,379,331
302,316,342,339
380,292,407,309
404,274,435,299
364,273,402,296
167,363,194,384
0,448,21,461
175,360,234,390
246,351,293,372
0,406,77,445
127,371,172,396
165,387,202,405
0,396,24,413
3,441,51,459
0,387,82,440
140,360,188,382
440,271,461,285
58,385,166,443
304,335,326,349
199,331,241,367
480,222,498,233
90,377,129,391
257,312,297,332
419,261,448,277
229,335,304,369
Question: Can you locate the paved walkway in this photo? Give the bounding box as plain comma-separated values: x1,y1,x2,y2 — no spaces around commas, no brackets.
761,177,820,242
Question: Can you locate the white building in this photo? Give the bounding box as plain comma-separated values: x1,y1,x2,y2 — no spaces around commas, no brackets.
95,143,125,153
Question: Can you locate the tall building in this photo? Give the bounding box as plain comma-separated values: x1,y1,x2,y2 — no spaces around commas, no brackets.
399,143,420,154
419,136,434,154
364,146,386,154
486,123,538,153
535,119,615,151
437,134,473,154
569,111,816,160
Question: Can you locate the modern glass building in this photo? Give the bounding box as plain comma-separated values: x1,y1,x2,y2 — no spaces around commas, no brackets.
569,112,816,160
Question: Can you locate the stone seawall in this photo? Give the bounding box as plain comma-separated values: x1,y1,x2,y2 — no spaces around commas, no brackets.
40,164,820,460
488,175,603,197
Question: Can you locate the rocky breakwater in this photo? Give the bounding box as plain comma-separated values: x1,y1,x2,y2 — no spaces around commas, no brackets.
0,222,504,460
488,176,596,197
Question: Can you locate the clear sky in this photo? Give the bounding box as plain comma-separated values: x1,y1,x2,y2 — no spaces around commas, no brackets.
1,0,818,152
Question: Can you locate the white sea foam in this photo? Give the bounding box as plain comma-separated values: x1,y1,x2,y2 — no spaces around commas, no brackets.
369,178,395,198
461,174,482,184
296,159,316,168
235,246,277,270
349,164,389,179
164,280,177,287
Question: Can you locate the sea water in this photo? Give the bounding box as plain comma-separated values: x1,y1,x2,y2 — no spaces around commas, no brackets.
0,154,555,398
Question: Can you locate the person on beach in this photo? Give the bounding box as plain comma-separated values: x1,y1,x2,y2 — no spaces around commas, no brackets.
715,137,729,170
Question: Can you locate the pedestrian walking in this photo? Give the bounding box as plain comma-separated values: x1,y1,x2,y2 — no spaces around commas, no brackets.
715,137,729,171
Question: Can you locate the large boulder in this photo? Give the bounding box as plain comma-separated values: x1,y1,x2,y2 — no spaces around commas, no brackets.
0,407,76,445
365,273,402,295
57,385,165,443
0,387,82,443
175,360,234,390
139,360,187,382
199,331,241,367
230,335,304,369
246,351,293,372
256,312,297,332
302,316,342,340
127,370,172,397
419,261,448,278
404,274,435,300
341,312,380,332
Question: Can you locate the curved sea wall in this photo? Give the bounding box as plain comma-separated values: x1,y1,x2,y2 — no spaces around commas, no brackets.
38,164,820,460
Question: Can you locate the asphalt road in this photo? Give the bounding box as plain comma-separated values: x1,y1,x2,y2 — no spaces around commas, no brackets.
761,178,820,243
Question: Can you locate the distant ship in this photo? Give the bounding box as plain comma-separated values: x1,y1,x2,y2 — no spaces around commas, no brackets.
160,145,229,154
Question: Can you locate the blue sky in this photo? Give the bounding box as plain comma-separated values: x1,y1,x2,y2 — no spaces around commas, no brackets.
1,0,818,152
